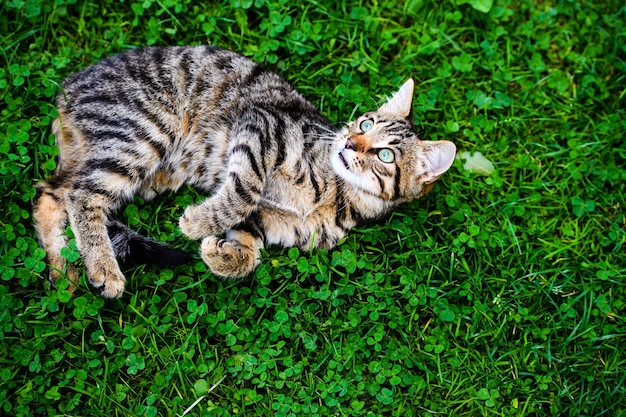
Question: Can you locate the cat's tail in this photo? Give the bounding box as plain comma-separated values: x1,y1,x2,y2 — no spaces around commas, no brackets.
107,220,191,268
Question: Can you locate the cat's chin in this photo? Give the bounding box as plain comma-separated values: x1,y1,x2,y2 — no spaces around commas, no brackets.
330,152,374,192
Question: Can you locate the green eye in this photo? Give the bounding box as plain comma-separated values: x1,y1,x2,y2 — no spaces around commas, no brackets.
377,148,395,163
359,119,374,132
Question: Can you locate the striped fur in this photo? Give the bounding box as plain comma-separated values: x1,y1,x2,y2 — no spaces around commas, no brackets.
33,46,456,298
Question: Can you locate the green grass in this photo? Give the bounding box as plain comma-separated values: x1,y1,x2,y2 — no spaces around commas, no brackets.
1,0,625,416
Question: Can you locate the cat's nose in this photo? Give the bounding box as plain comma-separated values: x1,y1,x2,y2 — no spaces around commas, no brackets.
345,137,356,150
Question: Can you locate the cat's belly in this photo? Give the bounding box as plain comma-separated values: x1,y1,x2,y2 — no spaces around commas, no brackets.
258,200,345,249
263,217,310,248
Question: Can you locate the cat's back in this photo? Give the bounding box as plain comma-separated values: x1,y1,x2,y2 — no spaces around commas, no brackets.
57,45,316,141
59,46,266,112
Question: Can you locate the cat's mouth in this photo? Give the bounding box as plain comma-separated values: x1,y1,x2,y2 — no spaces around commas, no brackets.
338,152,350,170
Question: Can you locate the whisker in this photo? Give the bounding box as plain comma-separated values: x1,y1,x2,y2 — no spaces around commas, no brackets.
312,123,340,136
304,133,338,144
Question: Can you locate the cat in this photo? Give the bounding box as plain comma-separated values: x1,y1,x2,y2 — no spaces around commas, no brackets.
33,45,456,298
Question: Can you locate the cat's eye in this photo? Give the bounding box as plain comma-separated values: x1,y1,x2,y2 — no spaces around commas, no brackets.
359,119,374,132
377,148,395,163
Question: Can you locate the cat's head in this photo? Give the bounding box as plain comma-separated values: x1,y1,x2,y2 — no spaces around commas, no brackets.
331,79,456,205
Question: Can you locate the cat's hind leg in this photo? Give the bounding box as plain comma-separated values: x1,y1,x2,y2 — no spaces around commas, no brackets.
33,181,80,293
201,229,264,279
64,185,128,298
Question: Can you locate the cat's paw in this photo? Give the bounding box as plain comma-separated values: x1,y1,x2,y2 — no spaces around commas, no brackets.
200,236,259,279
87,265,126,298
94,276,125,298
180,204,211,240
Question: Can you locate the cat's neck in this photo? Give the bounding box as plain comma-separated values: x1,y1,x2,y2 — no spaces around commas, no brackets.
340,180,395,222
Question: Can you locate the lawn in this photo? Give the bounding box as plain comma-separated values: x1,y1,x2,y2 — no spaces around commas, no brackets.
1,0,625,416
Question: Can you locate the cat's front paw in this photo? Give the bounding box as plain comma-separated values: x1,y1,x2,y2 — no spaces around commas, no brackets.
200,236,259,279
179,205,209,240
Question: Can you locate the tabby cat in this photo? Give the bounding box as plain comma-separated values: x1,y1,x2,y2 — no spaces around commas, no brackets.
33,46,456,298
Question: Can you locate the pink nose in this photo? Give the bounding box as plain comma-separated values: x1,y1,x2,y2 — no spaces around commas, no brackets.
345,137,355,150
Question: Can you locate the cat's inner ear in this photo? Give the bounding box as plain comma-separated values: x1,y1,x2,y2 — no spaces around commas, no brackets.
421,140,457,184
378,79,415,119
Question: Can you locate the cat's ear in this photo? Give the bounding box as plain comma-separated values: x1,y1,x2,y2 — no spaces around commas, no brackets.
379,79,414,119
421,140,457,184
